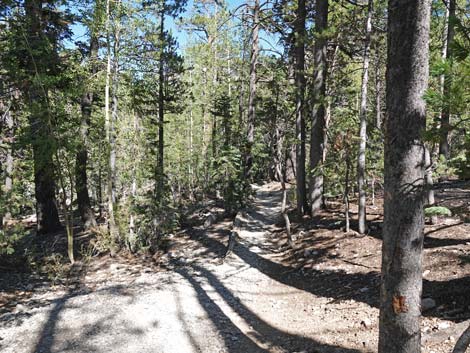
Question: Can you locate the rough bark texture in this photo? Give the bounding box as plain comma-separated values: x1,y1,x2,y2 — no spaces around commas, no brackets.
357,0,373,235
379,1,431,353
76,32,98,229
439,0,455,160
309,0,328,216
294,0,308,216
25,0,62,234
244,0,259,181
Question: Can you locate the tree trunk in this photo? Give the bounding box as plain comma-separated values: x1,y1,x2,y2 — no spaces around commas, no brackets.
425,146,435,206
344,148,351,233
294,0,307,216
156,6,165,203
76,30,98,229
1,98,14,226
439,0,455,160
378,1,431,353
357,0,373,235
375,50,382,130
309,0,328,216
105,0,119,239
244,0,259,181
25,0,61,234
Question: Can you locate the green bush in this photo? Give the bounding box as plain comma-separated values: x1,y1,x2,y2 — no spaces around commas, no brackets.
424,206,452,217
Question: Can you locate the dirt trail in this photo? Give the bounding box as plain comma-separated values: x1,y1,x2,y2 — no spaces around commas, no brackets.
1,183,467,353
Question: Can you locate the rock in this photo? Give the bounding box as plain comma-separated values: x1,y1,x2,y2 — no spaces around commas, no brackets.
359,287,369,293
422,270,430,278
15,304,27,313
421,298,436,312
438,322,450,330
204,213,216,228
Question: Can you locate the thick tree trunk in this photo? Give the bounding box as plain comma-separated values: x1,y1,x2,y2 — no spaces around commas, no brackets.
357,0,373,235
294,0,308,216
378,1,431,353
309,0,328,216
25,0,61,234
244,0,259,181
76,33,98,229
439,0,455,160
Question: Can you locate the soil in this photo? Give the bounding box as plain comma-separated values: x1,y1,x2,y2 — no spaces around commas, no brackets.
0,182,469,353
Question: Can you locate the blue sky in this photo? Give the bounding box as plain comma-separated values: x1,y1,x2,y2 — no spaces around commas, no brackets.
67,0,281,55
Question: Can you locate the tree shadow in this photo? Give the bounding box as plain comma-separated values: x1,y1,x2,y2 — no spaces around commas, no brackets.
188,224,470,323
365,221,468,249
29,284,138,353
175,262,366,353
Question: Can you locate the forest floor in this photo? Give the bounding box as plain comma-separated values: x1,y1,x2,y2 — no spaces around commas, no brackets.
1,182,470,353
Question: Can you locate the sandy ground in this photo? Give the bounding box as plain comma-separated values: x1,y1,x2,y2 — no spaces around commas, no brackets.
1,183,469,353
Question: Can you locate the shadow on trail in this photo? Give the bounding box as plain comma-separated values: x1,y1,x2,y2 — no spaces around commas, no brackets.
175,262,365,353
189,222,470,323
30,285,136,353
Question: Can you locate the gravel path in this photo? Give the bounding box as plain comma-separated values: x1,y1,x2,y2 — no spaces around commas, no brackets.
0,184,373,353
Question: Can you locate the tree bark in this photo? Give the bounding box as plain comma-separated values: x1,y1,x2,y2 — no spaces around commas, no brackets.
105,0,119,239
357,0,373,235
25,0,61,234
379,1,431,352
244,0,259,181
75,28,99,229
309,0,328,216
156,6,165,203
1,97,13,226
375,50,382,130
294,0,308,216
439,0,455,160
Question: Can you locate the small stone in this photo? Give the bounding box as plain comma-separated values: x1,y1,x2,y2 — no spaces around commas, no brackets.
359,287,369,293
438,322,450,330
421,298,436,312
15,304,27,313
204,213,216,228
422,270,430,278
